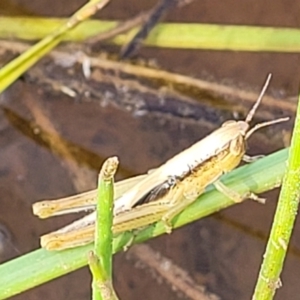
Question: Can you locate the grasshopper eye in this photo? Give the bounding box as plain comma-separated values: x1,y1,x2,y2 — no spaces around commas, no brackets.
222,120,236,127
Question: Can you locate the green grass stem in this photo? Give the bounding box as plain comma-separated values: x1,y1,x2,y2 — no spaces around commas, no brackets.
1,17,300,52
89,157,118,300
252,98,300,299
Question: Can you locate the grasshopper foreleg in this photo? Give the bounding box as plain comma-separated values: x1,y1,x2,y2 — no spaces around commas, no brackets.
243,154,265,163
214,180,265,204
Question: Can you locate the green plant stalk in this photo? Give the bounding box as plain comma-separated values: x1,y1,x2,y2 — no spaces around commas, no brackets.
252,103,300,298
1,17,300,52
90,157,118,300
0,0,109,93
95,158,116,281
0,148,288,299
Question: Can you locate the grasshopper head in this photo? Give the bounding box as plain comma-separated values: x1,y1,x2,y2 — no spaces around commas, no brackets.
236,121,250,137
222,120,250,137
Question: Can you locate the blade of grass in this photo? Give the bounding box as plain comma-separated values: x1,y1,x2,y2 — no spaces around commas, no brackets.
0,18,116,41
89,157,119,300
1,17,300,52
0,148,288,299
0,0,110,93
252,99,300,299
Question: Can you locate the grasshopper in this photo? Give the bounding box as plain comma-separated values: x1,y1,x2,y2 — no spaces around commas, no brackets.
33,74,288,251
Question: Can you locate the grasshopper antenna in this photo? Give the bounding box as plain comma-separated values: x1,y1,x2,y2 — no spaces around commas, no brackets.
245,73,272,124
246,117,289,140
245,73,289,140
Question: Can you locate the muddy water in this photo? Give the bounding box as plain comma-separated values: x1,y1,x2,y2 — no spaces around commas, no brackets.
1,0,300,299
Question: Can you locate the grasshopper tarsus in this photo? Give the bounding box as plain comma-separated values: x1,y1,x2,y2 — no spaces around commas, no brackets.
162,218,173,234
122,234,135,251
247,193,266,204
